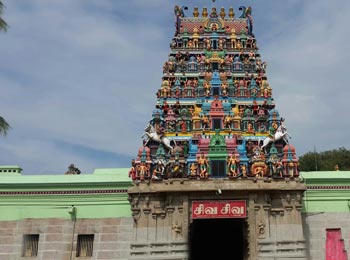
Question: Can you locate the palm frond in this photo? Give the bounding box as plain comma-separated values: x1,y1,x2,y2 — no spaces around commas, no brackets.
0,1,4,17
0,1,8,32
0,18,7,31
0,116,11,136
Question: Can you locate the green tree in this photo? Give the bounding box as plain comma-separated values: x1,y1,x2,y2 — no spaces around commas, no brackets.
299,151,318,172
0,1,8,32
299,147,350,171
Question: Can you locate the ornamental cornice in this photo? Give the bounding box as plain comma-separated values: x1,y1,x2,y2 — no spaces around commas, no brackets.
0,189,128,196
128,178,306,194
307,185,350,190
0,181,131,190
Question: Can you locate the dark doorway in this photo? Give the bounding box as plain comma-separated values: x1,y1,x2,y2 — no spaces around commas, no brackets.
212,87,220,96
212,118,221,130
212,41,217,50
211,160,226,178
189,218,246,260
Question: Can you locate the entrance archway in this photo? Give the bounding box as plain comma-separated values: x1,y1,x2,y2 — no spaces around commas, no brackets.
189,218,246,260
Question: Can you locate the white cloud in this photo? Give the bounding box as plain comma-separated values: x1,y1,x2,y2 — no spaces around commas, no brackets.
0,0,349,173
260,0,350,155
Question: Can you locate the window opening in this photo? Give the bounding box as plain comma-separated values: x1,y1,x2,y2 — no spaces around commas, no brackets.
22,234,39,257
211,160,226,177
212,118,221,130
77,234,94,257
213,87,219,96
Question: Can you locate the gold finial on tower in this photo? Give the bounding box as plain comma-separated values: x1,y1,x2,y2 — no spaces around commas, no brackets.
229,7,235,18
202,7,208,18
220,7,226,19
193,6,199,17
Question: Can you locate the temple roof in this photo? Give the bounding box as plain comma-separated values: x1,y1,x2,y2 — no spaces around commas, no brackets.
180,18,248,34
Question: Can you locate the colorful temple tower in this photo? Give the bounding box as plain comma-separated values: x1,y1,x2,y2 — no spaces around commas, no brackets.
130,4,299,182
128,4,307,260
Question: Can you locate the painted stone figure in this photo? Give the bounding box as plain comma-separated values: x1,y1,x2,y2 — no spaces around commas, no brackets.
152,161,165,180
197,153,209,178
227,153,239,177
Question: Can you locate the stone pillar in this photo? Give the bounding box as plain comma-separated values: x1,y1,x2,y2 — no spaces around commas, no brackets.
128,191,188,260
257,191,307,260
248,193,258,260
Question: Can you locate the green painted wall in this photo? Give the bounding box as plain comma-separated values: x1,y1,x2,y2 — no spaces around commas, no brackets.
301,171,350,212
0,168,132,221
2,167,350,221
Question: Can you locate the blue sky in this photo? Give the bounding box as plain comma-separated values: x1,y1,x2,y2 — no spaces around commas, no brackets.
0,0,349,174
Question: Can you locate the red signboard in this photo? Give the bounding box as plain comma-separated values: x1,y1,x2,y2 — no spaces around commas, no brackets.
191,200,246,219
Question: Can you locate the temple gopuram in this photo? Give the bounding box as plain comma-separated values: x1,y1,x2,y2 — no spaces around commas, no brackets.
128,4,307,260
130,5,299,185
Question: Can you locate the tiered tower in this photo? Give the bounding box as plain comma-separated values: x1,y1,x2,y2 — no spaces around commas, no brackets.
128,6,306,260
129,5,299,182
127,5,306,260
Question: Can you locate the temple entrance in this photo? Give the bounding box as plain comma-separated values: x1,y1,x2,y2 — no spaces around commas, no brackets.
189,218,246,260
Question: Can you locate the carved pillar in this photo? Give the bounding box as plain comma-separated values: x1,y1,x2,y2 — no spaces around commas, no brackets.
166,206,175,241
141,196,151,242
248,193,257,260
181,196,188,242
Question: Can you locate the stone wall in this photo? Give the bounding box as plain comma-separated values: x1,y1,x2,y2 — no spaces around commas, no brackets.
303,212,350,260
1,213,349,259
255,192,307,260
0,217,133,260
